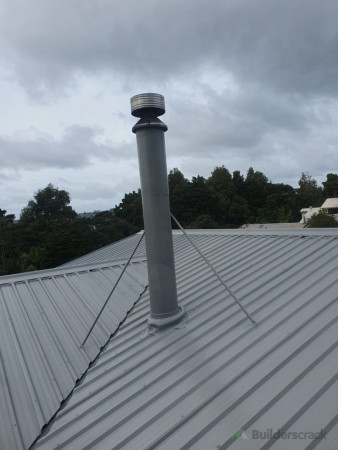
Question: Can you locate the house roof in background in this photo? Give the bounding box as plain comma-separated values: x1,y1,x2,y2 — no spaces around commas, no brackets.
321,198,338,209
27,228,338,449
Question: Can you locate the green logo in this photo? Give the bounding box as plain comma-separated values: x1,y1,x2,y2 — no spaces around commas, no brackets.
231,428,244,440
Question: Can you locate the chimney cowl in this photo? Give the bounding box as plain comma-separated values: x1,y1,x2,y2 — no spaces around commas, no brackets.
131,93,165,118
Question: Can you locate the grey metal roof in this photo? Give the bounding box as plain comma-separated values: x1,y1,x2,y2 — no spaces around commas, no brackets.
31,229,338,449
0,259,148,449
60,232,147,267
240,222,305,229
61,228,338,267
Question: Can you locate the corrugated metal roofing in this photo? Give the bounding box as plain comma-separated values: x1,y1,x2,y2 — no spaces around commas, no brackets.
240,222,305,229
60,232,147,267
62,228,338,267
0,258,148,449
32,229,338,449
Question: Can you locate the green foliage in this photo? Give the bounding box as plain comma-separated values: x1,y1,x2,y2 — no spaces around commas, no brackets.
168,169,191,225
0,209,15,224
258,184,297,223
1,169,335,276
232,171,245,196
296,172,323,208
0,209,17,274
206,166,236,225
228,195,250,225
113,190,143,229
168,168,188,188
187,214,220,229
322,173,338,198
244,167,269,221
1,184,139,275
306,211,338,228
20,183,77,223
169,170,214,227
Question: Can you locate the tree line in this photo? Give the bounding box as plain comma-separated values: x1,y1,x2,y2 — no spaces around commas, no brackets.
1,168,337,275
116,168,337,227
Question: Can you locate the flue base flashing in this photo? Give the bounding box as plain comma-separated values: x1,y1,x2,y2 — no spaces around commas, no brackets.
148,306,187,331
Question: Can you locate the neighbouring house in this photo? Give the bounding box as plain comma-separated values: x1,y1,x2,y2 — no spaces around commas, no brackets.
300,206,321,224
321,198,338,221
0,228,337,449
300,198,338,224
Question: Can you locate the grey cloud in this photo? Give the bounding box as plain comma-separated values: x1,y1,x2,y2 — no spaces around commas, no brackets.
69,182,126,201
58,175,141,214
0,171,19,183
0,125,132,170
1,0,337,99
165,85,311,158
1,0,337,218
164,85,338,185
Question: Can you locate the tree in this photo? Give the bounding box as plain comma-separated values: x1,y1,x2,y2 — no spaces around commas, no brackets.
2,184,142,274
168,168,191,225
232,171,245,197
89,212,138,247
259,183,297,223
297,172,323,208
322,173,338,198
113,190,143,229
244,167,269,222
20,184,76,223
169,172,213,227
306,211,338,228
168,168,188,190
206,166,236,225
0,209,16,274
0,209,15,224
188,176,212,221
187,214,219,229
227,195,250,225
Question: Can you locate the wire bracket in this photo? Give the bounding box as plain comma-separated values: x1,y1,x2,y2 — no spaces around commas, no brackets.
171,214,256,325
81,231,145,347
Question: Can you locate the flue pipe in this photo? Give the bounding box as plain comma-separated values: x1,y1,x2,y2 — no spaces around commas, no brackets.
131,93,186,330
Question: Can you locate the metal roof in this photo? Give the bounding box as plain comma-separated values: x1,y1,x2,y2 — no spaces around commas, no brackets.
60,232,147,268
240,223,305,229
29,229,338,449
61,228,338,267
0,259,148,449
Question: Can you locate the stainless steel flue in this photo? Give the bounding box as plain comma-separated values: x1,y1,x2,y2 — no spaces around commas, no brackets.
131,93,185,330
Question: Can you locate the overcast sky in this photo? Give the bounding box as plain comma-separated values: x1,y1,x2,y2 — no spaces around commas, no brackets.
1,0,337,218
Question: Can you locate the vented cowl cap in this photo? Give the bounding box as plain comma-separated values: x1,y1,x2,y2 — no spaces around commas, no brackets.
130,93,165,117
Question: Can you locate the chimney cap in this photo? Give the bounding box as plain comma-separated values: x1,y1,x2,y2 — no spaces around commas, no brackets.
130,93,165,118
